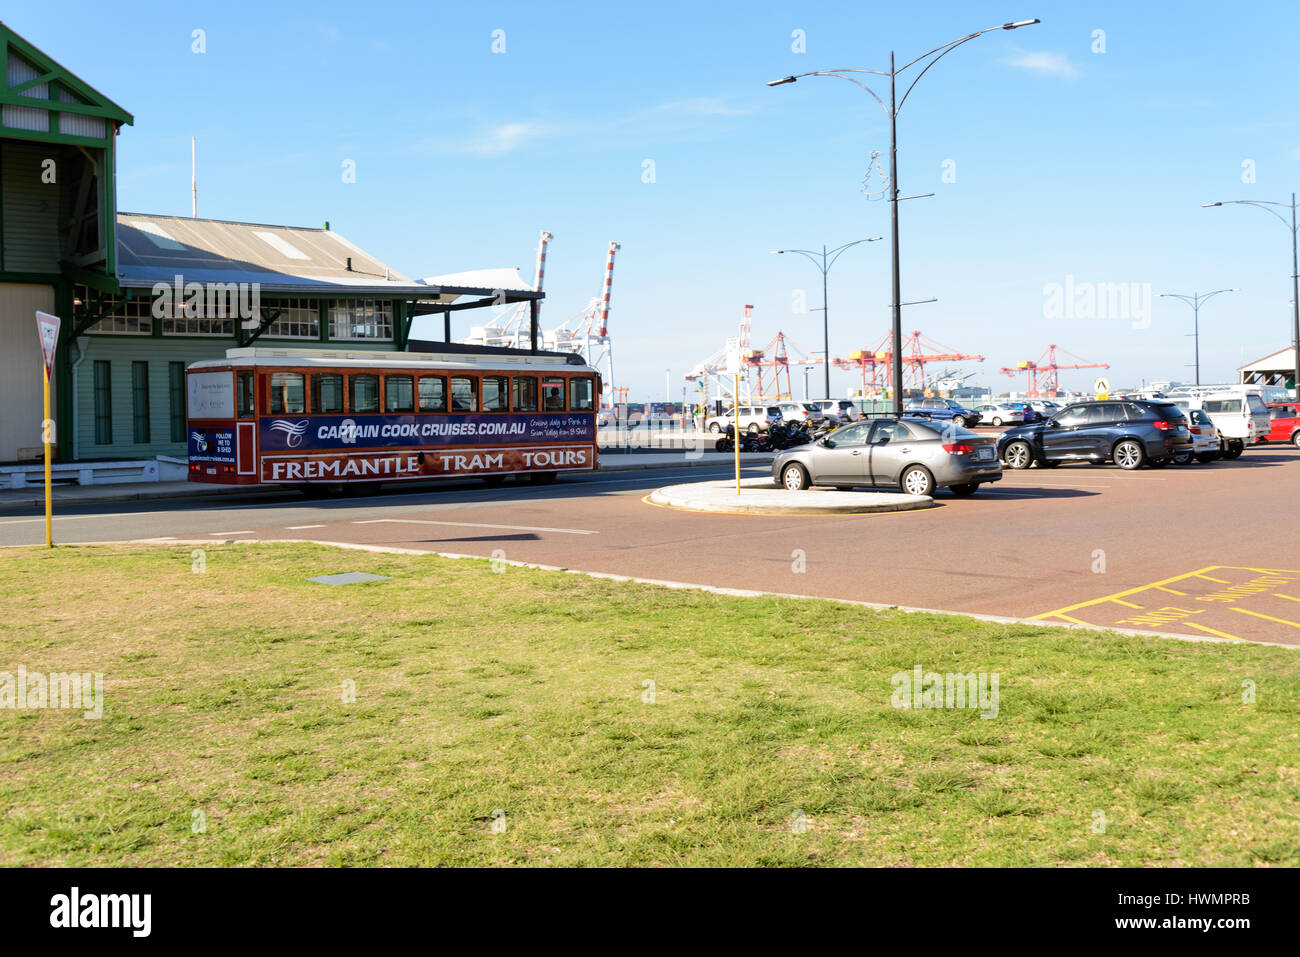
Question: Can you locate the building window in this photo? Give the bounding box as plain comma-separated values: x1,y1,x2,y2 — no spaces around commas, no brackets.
93,361,113,445
169,362,186,442
329,299,393,341
350,374,379,413
482,376,508,412
312,374,344,414
88,295,152,334
418,376,446,412
270,372,306,414
132,362,151,443
385,376,414,413
513,376,538,412
264,298,320,339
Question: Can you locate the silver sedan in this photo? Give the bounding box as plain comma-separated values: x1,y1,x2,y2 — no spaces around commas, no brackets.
770,417,1003,497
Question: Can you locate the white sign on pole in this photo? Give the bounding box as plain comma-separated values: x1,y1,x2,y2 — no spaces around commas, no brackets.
36,311,61,377
723,338,741,376
1094,377,1111,394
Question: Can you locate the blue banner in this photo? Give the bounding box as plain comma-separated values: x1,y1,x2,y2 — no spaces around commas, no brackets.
188,428,236,464
257,412,595,452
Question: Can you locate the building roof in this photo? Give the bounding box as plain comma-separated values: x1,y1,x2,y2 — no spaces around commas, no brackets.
1238,347,1296,372
115,213,543,303
1,21,133,144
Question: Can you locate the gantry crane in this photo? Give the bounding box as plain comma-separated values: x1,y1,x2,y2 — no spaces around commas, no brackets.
1000,344,1109,397
834,331,984,396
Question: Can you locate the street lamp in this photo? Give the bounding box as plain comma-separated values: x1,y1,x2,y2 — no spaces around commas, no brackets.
772,238,882,399
1158,289,1237,386
1203,195,1300,396
769,19,1041,415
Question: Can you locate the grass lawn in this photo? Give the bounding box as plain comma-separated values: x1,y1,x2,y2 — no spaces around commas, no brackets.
1,541,1298,867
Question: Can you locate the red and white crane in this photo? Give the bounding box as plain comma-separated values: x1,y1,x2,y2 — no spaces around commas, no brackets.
1000,344,1109,397
545,241,621,406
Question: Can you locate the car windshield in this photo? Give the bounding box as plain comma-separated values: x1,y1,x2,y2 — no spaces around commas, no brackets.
1247,395,1268,415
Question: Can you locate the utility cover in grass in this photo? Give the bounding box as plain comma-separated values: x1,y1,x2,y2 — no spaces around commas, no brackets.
308,572,392,586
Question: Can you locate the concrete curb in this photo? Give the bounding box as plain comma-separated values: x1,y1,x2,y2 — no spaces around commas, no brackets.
648,477,933,516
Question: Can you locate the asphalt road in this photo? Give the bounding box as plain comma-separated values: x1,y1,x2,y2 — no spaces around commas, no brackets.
4,448,1299,645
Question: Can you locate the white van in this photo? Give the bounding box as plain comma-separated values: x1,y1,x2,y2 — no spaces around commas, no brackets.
1168,387,1270,458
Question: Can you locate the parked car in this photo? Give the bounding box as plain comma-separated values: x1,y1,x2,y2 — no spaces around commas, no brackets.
1167,387,1270,458
1172,407,1221,464
977,402,1027,426
1025,399,1062,418
772,417,1002,497
904,397,982,428
807,399,859,423
1265,402,1300,447
774,401,826,426
705,405,782,434
997,399,1192,470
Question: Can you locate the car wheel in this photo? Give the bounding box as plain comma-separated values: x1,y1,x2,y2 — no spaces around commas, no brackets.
900,465,935,496
1003,441,1034,470
1113,439,1145,470
1172,450,1192,465
708,422,721,433
781,463,809,491
1292,430,1300,449
949,482,979,497
991,417,1003,426
1195,452,1218,464
1222,440,1244,460
952,415,967,428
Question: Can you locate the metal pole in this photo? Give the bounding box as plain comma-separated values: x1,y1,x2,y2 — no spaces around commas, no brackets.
1293,194,1299,397
1193,295,1201,386
888,52,903,416
43,365,52,548
822,247,830,399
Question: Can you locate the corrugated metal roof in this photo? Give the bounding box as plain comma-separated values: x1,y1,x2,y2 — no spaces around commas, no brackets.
115,213,543,303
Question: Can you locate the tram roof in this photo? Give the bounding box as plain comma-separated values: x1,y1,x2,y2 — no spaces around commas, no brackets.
188,347,593,374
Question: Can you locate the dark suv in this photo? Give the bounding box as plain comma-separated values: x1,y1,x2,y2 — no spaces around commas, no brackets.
996,400,1192,470
904,397,982,428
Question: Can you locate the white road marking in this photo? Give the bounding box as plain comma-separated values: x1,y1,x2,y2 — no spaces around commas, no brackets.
286,524,326,529
209,530,255,536
352,519,598,535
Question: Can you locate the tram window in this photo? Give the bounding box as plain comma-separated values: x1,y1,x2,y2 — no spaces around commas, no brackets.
270,372,305,414
419,376,447,412
350,374,380,413
312,374,344,414
482,375,509,412
569,377,594,411
386,375,415,413
450,377,477,412
513,376,539,412
542,377,566,411
237,371,255,418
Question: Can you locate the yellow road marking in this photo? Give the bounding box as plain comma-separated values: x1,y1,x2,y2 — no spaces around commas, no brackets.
1274,593,1300,603
1030,565,1226,620
1155,586,1188,596
1232,608,1300,629
1185,622,1244,641
1111,599,1143,609
1195,573,1232,584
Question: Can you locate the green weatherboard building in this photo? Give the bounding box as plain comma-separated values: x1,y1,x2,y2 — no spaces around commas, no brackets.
0,22,543,473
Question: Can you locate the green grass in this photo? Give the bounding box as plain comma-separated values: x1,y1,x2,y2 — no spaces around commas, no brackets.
1,541,1298,867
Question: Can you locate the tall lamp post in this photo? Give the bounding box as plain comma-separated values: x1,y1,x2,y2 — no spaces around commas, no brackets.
772,238,882,399
1203,195,1300,396
1158,288,1237,386
769,19,1040,415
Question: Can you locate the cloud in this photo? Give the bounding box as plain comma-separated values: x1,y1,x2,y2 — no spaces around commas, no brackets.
449,122,554,157
654,97,754,118
1003,51,1079,80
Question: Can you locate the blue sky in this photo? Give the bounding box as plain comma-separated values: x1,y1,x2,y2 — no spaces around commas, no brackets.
10,0,1300,398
